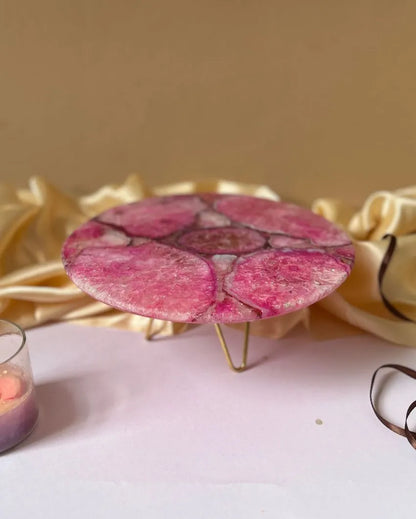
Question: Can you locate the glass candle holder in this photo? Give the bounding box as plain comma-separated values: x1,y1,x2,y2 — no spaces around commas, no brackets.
0,319,39,453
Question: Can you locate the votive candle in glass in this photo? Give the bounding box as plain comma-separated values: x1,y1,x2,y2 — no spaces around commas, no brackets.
0,319,39,453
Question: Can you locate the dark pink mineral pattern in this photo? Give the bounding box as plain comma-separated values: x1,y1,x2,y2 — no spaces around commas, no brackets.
62,194,354,323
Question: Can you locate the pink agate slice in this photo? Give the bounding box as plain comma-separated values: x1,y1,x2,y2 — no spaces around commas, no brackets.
62,194,354,323
215,196,349,246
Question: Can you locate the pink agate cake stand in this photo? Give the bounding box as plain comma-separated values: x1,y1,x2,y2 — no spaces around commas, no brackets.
62,194,354,372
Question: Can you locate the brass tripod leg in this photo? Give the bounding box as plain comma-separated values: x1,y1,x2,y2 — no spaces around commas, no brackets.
145,318,155,340
214,322,250,373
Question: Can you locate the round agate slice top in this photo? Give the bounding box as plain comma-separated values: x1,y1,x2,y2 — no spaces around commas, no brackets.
62,194,354,324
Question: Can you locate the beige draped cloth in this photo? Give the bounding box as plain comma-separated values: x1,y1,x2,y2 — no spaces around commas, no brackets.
0,176,415,346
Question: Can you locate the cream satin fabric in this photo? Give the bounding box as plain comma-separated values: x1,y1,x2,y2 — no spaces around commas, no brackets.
311,188,416,346
0,176,415,346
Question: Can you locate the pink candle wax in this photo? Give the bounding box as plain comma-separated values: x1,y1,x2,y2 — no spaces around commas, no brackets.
0,365,38,453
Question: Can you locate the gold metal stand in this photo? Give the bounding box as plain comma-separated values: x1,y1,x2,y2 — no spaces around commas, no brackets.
146,318,250,373
214,322,250,373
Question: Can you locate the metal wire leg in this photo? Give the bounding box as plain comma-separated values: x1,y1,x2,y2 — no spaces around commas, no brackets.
145,318,155,340
214,322,250,373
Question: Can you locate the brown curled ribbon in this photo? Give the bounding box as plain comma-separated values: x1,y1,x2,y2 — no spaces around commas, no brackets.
378,234,414,322
370,234,416,447
370,364,416,449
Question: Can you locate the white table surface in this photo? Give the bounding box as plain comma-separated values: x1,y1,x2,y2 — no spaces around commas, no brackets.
2,322,416,518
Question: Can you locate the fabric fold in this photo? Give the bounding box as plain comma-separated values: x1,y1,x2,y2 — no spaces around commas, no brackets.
0,175,415,346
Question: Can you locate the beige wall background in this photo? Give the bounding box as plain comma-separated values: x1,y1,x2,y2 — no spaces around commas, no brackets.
0,0,415,205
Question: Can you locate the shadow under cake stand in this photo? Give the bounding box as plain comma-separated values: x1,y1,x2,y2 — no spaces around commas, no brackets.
62,194,354,372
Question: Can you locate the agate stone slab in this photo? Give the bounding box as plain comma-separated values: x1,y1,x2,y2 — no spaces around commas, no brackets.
62,194,354,324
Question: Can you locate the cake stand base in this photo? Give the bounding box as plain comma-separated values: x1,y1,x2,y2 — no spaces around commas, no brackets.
145,319,250,373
